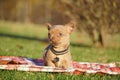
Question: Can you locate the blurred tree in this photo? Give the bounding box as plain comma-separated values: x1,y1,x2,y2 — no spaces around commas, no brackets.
30,0,52,23
53,0,120,47
15,0,29,22
0,0,17,20
0,0,70,24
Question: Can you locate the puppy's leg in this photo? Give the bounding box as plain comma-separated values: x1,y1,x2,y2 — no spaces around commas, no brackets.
47,61,56,67
47,62,55,80
62,60,71,69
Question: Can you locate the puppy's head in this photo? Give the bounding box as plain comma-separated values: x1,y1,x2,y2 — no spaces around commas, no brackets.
46,21,75,47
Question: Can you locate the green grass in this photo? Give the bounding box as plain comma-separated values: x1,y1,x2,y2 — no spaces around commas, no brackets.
0,20,120,80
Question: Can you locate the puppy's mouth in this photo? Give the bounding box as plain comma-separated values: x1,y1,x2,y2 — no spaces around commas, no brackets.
49,40,60,46
50,41,59,45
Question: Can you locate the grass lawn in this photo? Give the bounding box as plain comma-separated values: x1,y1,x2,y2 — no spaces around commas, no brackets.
0,20,120,80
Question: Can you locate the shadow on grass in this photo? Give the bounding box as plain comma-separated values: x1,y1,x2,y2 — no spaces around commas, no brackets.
71,42,92,48
0,33,49,43
0,33,91,48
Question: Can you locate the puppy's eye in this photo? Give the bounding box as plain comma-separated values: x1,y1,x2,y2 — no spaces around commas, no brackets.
58,33,63,36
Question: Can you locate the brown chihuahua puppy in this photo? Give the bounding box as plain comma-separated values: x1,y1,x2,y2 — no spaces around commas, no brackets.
43,21,75,69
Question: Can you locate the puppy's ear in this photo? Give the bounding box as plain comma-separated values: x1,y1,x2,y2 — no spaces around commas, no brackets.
45,23,52,30
66,21,76,34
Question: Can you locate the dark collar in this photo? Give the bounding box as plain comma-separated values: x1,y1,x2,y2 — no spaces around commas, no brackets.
50,45,69,55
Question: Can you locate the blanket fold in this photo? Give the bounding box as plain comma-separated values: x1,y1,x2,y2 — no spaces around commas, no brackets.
0,56,120,75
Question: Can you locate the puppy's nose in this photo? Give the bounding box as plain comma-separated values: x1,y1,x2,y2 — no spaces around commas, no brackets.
49,38,52,41
50,37,54,41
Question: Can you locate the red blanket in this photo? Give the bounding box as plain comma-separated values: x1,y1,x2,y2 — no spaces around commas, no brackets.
0,56,120,75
